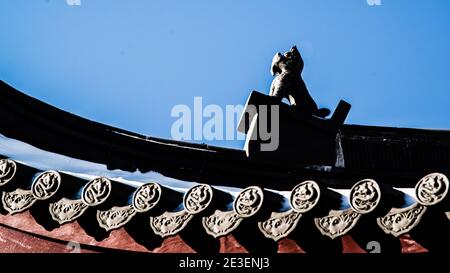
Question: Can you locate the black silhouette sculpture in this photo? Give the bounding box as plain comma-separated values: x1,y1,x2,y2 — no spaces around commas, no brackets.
270,45,330,118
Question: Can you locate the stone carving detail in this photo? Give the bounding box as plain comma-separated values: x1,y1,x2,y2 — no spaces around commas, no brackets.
97,205,137,231
349,179,380,214
415,173,449,206
49,198,89,224
81,177,111,206
0,159,16,186
1,171,61,214
290,180,320,213
446,212,450,221
150,210,193,238
315,209,361,239
2,189,36,214
132,183,161,213
202,186,264,238
377,203,427,237
202,210,243,238
234,186,263,217
183,184,213,214
258,211,302,241
31,171,61,200
49,177,110,225
96,183,162,231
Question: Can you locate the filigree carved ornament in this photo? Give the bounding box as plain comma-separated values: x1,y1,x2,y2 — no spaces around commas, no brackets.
377,203,427,237
315,209,361,239
0,159,16,186
183,184,213,214
415,173,448,206
2,171,60,214
258,211,302,241
49,177,111,224
150,210,193,237
290,180,320,213
349,179,380,214
97,182,162,231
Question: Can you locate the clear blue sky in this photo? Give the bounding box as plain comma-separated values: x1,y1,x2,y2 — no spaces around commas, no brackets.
1,0,449,149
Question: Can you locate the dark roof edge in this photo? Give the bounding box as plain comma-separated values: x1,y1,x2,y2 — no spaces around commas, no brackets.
1,80,446,189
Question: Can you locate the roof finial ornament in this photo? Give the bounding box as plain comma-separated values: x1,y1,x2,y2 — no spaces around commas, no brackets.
269,45,330,118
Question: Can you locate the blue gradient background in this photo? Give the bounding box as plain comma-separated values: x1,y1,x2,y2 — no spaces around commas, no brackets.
1,0,449,149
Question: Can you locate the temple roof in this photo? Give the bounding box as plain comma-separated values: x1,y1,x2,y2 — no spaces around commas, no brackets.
0,80,449,253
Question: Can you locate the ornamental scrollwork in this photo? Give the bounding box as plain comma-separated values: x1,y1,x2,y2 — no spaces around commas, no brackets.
415,173,449,206
2,189,36,214
81,177,111,206
349,179,381,214
97,205,137,231
183,184,213,214
315,209,361,239
202,210,243,238
290,180,320,213
0,159,16,187
150,210,193,238
234,186,263,218
258,210,302,241
132,182,161,213
49,198,89,224
376,203,427,237
31,171,61,200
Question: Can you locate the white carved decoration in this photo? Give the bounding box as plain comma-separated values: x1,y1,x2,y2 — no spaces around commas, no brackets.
290,180,320,213
1,170,61,214
376,203,427,237
96,182,162,231
183,184,213,214
2,189,36,214
315,209,361,239
0,159,16,186
81,177,111,206
258,181,321,241
97,205,137,231
202,210,243,238
349,179,381,214
446,212,450,221
31,171,61,200
258,210,302,241
202,186,264,238
149,184,216,237
150,210,193,237
49,177,110,225
234,186,263,217
132,182,161,213
49,198,88,224
415,173,449,206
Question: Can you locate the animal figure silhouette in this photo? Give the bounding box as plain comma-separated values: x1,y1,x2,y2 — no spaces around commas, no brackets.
270,46,330,118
